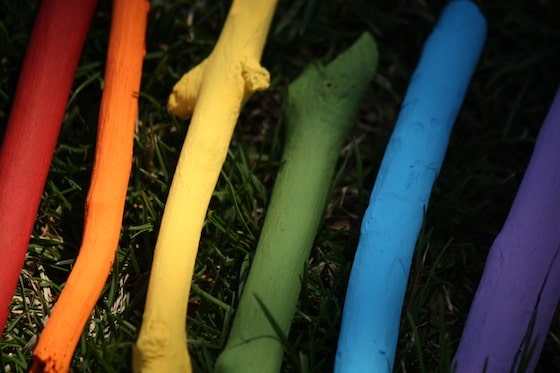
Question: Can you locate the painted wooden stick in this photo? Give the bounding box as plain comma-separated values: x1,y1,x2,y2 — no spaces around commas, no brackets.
133,0,278,371
335,2,486,372
29,1,149,372
0,0,98,337
452,88,560,372
214,33,379,373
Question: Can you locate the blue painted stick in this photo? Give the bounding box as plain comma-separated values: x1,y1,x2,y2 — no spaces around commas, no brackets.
335,2,486,372
452,88,560,373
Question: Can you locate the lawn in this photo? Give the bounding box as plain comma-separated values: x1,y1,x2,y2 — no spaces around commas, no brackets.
1,0,560,372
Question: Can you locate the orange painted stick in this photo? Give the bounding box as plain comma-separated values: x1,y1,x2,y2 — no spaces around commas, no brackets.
30,0,149,372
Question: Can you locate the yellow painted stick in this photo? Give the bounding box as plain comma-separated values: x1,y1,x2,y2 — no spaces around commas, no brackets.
133,0,278,371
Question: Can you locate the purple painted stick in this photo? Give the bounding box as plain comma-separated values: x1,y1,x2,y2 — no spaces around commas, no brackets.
453,86,560,372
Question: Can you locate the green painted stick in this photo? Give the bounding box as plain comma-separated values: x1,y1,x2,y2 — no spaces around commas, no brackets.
214,32,378,373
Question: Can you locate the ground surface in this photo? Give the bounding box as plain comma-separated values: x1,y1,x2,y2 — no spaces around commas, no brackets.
1,0,560,372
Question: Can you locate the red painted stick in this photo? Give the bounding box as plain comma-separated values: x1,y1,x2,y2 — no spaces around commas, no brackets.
0,0,98,336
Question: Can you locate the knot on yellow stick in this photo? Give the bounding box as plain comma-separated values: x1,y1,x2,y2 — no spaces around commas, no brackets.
134,320,169,359
133,319,191,372
167,58,208,119
167,58,269,119
242,60,270,95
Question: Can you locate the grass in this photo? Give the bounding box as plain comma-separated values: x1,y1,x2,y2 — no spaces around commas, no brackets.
1,0,560,372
